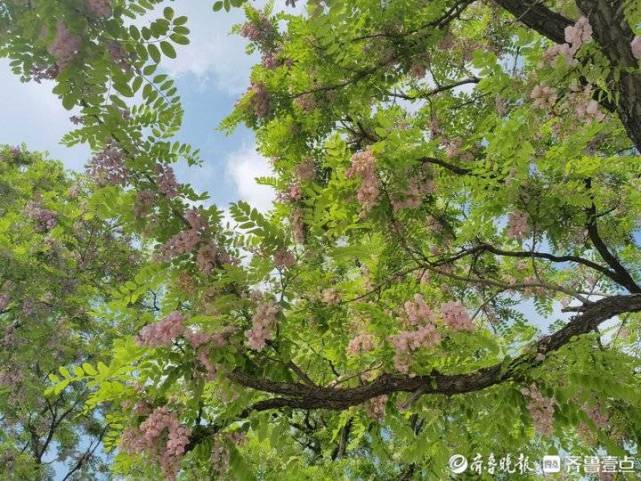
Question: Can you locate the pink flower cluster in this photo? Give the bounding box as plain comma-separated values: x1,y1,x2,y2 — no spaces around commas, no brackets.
543,16,592,65
85,0,112,17
137,311,185,348
506,211,529,240
273,248,296,268
295,159,316,181
564,16,592,53
245,302,279,351
521,384,555,436
321,288,341,305
391,176,434,212
346,333,376,355
25,202,57,231
107,41,131,71
441,301,474,331
530,84,557,110
249,82,270,119
158,210,208,262
632,36,641,61
294,93,316,112
403,294,432,326
239,15,274,44
155,164,179,198
48,22,82,69
278,182,303,203
389,323,441,373
120,406,191,481
196,242,218,274
572,85,605,123
366,395,388,421
87,142,128,186
346,148,380,213
134,190,155,219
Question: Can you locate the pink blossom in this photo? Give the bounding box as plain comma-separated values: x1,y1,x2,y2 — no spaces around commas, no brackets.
403,294,432,326
530,84,557,110
389,322,441,373
134,190,155,218
137,311,185,348
366,395,388,421
196,242,218,274
521,384,555,436
107,41,131,71
321,288,341,305
249,82,270,119
155,164,179,198
25,202,57,231
122,406,191,481
273,248,296,268
564,16,592,53
391,176,434,212
506,211,529,240
185,208,207,232
347,333,376,355
346,148,380,213
184,329,211,349
158,228,201,261
87,142,128,186
85,0,112,17
196,350,217,380
48,22,82,69
440,301,474,331
294,93,316,112
281,182,303,202
245,302,279,351
632,36,641,61
239,15,274,44
295,159,316,181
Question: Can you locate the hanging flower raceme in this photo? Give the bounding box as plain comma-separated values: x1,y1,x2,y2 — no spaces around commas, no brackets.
440,301,474,331
245,301,279,351
389,294,441,373
506,211,529,240
249,81,270,119
24,202,57,231
47,22,82,69
155,164,179,198
521,384,555,436
346,148,380,213
273,248,296,268
87,142,128,186
390,175,434,212
530,84,557,110
120,406,191,481
347,333,376,355
137,311,185,348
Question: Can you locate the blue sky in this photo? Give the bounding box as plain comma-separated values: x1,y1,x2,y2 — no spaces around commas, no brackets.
0,0,285,211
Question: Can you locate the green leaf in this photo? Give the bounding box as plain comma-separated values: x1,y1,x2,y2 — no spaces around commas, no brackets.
160,41,176,59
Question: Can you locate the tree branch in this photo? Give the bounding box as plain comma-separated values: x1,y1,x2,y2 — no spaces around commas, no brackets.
227,294,641,410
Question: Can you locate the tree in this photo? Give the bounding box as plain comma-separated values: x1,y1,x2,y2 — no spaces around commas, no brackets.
2,0,641,479
0,145,143,480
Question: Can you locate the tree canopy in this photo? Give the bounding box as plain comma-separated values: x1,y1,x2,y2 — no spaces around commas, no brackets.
1,0,641,479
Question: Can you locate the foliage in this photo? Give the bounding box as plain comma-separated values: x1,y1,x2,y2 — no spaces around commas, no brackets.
2,0,641,480
0,145,143,480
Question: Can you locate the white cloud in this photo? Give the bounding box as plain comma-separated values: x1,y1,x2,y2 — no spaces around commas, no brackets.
226,144,275,210
148,0,302,95
0,60,89,170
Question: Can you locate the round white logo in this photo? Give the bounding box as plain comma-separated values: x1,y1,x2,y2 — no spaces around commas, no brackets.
448,454,468,474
